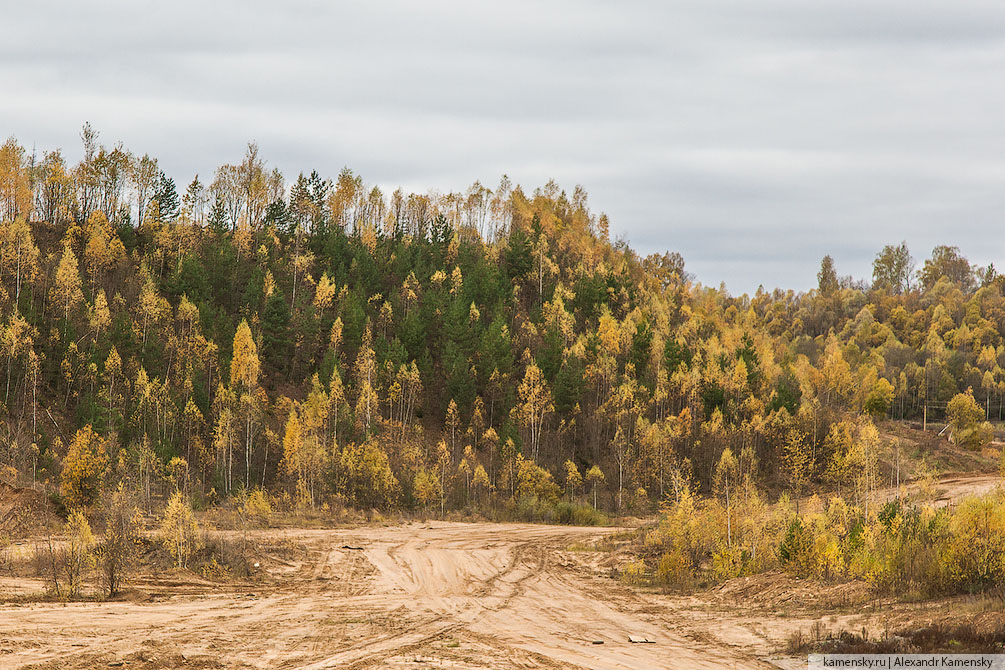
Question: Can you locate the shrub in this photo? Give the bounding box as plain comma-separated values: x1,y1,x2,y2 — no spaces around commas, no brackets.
240,488,273,523
514,455,561,502
631,484,1005,599
39,509,96,599
711,545,745,581
864,378,895,418
947,390,993,450
655,550,694,591
159,491,202,569
96,485,141,597
621,559,646,586
645,489,717,577
552,501,608,526
779,518,815,577
63,508,95,597
505,496,607,525
941,494,1005,594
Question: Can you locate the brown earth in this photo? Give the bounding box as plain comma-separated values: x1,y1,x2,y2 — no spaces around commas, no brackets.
877,422,1000,479
0,483,58,538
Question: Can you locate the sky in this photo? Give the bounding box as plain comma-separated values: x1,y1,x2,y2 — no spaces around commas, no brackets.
3,0,1005,294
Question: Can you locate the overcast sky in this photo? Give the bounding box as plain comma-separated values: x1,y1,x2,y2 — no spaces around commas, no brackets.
3,0,1005,294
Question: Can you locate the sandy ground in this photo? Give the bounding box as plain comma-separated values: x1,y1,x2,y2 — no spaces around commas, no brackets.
929,473,1001,504
0,521,782,670
0,473,1000,669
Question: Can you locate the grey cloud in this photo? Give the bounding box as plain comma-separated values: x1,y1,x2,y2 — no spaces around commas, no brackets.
3,0,1005,293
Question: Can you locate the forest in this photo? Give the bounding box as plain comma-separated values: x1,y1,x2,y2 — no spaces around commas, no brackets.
0,124,1003,534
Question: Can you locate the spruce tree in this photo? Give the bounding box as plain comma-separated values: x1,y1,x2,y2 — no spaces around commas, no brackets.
154,171,180,221
262,291,292,373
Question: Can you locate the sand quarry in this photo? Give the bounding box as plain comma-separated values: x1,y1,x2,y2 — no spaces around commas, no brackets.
0,519,796,669
0,471,1002,670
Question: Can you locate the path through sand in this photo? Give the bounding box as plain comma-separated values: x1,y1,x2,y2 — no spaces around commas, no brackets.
0,521,774,669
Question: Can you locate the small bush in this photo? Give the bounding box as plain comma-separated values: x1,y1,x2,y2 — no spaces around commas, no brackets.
778,518,813,576
552,501,608,526
96,485,141,597
942,495,1005,594
63,509,95,598
240,489,273,524
655,550,694,591
494,496,607,526
632,488,1005,599
35,509,96,599
158,491,201,569
711,544,745,582
621,559,646,586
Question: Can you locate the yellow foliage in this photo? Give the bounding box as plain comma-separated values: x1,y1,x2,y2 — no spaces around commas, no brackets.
947,389,993,450
50,241,84,321
621,559,646,586
230,319,260,390
158,491,202,569
241,488,273,521
60,425,108,508
63,508,96,597
513,453,560,502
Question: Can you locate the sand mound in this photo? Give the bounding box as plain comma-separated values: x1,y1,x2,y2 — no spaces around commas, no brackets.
0,481,59,537
713,571,871,611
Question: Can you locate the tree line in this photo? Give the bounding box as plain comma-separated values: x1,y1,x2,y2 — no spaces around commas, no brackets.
0,125,1003,522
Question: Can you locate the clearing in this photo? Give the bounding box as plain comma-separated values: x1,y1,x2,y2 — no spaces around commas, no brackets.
1,521,776,669
1,470,1001,669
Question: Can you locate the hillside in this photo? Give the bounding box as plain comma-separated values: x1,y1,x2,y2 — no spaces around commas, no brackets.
1,129,1004,517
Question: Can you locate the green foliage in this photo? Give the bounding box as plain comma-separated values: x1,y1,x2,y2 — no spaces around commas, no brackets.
553,356,584,414
630,320,653,376
663,338,692,373
817,255,838,295
504,225,533,282
154,171,179,221
768,370,801,414
778,517,815,576
261,292,292,373
735,334,760,388
504,497,607,525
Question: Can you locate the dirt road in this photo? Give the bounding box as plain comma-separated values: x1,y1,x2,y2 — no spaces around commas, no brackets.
0,521,776,669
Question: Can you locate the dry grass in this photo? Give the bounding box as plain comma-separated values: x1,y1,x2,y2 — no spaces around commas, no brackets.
788,621,1005,654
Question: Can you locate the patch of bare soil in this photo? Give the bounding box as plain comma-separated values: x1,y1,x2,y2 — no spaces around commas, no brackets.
712,572,871,612
0,522,783,670
879,422,1000,477
1,466,1001,670
625,572,1005,670
0,482,59,538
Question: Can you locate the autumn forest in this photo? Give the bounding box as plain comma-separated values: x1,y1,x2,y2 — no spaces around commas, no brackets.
1,125,1003,515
